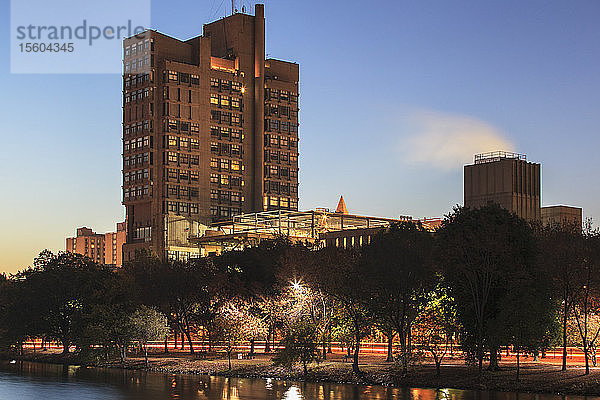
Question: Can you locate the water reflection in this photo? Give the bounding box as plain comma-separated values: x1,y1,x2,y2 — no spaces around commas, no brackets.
0,361,597,400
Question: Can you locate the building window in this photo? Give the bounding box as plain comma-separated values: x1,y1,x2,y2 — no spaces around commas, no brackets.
179,170,189,181
167,152,178,163
221,127,230,139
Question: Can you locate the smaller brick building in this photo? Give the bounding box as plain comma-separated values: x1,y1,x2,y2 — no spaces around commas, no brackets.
66,222,126,267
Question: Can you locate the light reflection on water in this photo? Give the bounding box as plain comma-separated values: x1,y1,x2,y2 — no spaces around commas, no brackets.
0,361,597,400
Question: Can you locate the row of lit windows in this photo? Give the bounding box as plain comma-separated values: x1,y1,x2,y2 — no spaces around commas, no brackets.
166,201,199,215
264,150,298,164
165,151,200,166
167,251,200,261
124,185,150,199
166,119,200,134
124,73,151,88
210,94,242,110
210,142,242,157
263,196,298,209
133,226,152,240
210,173,244,188
124,168,150,183
265,119,298,134
124,120,153,135
165,136,199,150
124,136,150,152
165,71,200,85
265,134,298,149
264,180,299,195
165,184,199,200
334,236,372,248
265,88,298,103
210,158,242,172
124,88,152,103
210,110,242,126
124,152,150,167
166,168,199,182
211,78,243,93
211,189,244,204
210,126,243,142
265,165,298,179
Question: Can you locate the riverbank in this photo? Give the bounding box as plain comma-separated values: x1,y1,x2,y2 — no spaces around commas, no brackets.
8,350,600,396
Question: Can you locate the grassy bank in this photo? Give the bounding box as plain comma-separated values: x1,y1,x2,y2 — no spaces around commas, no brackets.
7,350,600,396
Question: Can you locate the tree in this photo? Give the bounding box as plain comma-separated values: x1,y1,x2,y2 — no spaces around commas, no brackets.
536,221,584,371
130,306,169,367
570,223,600,375
281,279,335,360
310,247,372,374
216,237,311,353
81,271,139,362
125,253,225,354
414,285,458,376
436,205,538,374
0,273,37,356
213,301,265,370
20,251,112,354
361,222,436,375
274,319,320,375
497,267,559,381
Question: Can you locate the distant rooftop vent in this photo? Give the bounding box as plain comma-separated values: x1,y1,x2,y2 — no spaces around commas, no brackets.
474,151,526,164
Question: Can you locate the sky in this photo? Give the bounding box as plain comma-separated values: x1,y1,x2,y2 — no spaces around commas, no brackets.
1,0,599,273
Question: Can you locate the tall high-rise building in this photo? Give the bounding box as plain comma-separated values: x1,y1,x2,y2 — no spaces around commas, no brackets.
122,4,299,261
464,151,541,221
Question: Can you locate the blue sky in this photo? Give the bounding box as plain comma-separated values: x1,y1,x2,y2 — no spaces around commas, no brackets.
1,0,599,273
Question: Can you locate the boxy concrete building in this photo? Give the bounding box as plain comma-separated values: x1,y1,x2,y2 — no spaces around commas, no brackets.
464,151,541,221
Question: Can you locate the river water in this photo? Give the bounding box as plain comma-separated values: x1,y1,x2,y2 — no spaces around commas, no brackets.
0,360,595,400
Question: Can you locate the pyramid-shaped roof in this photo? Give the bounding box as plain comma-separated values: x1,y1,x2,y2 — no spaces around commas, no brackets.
335,196,348,214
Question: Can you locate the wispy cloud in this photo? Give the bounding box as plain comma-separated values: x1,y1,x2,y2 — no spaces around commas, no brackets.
398,109,515,170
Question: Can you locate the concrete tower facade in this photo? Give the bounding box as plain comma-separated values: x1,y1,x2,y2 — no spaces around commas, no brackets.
122,4,299,260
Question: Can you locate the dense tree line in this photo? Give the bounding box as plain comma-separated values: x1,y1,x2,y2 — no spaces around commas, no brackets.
1,204,599,379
